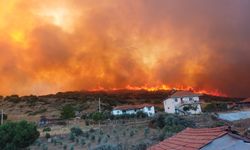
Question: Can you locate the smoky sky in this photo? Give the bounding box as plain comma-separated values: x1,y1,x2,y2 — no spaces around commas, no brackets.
0,0,249,97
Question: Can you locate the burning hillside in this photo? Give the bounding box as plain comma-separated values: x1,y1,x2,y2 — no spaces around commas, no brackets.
0,0,250,97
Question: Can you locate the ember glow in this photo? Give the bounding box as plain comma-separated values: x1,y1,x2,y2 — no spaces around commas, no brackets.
0,0,250,97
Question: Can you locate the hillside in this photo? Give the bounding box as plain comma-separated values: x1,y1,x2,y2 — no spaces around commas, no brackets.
0,90,244,122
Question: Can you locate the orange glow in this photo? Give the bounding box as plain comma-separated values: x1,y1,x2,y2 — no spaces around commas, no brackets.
0,0,249,97
90,85,226,97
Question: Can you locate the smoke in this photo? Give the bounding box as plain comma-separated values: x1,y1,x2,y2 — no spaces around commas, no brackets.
0,0,250,97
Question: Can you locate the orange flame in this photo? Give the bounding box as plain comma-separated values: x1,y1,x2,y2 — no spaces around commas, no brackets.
90,84,226,97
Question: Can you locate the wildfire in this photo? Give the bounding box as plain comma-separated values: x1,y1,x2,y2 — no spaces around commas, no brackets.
0,0,248,97
90,85,226,97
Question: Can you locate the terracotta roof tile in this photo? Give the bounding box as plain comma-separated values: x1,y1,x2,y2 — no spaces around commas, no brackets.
147,126,227,150
242,98,250,103
113,103,154,110
170,91,201,98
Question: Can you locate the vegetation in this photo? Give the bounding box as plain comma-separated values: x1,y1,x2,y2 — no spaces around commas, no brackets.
43,127,51,132
70,127,83,136
29,109,47,116
45,133,51,139
203,103,228,112
0,113,7,122
0,120,39,150
61,104,75,119
150,113,195,140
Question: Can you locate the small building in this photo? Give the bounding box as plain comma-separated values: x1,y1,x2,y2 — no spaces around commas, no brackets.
112,104,155,117
148,126,250,150
163,91,202,114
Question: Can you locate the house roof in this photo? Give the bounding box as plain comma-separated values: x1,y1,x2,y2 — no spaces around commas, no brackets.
242,98,250,103
170,91,201,98
113,103,154,110
148,126,227,150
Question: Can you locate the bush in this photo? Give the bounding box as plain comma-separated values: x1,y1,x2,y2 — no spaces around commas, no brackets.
70,144,74,150
214,121,225,127
203,103,228,112
0,120,39,149
92,144,122,150
150,113,195,131
43,127,51,132
80,138,86,146
0,113,7,122
61,105,75,119
131,141,150,150
130,131,134,137
29,109,47,116
45,133,51,139
63,144,67,150
42,144,48,150
70,127,83,136
69,133,75,142
91,135,95,141
144,128,150,137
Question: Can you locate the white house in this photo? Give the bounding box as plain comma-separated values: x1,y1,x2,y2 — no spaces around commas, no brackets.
112,104,155,117
163,91,202,114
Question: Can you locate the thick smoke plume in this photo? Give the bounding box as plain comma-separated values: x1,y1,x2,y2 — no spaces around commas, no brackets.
0,0,250,97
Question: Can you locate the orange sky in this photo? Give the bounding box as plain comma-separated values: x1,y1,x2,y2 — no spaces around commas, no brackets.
0,0,250,97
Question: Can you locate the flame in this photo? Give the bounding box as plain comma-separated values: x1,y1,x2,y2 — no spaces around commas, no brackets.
0,0,249,97
90,84,226,97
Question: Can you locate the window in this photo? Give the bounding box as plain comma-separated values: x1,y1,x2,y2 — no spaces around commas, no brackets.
175,99,178,102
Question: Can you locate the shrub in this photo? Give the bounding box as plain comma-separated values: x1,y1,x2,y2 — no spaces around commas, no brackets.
43,127,51,132
70,127,83,136
130,131,134,137
144,128,150,137
90,112,105,122
214,121,225,127
150,113,195,131
131,141,150,150
0,120,39,149
42,144,48,150
29,109,47,116
158,132,166,141
91,135,96,141
70,144,74,150
80,138,86,147
69,133,75,142
63,144,67,150
93,144,122,150
102,137,108,143
45,133,51,139
89,128,95,133
61,105,75,119
203,103,228,112
75,138,79,144
98,136,102,143
0,113,7,122
82,131,89,139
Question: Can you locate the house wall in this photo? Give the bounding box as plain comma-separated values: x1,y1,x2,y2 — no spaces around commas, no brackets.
125,109,136,115
112,106,155,117
112,110,123,115
164,96,202,114
164,98,177,113
142,106,155,117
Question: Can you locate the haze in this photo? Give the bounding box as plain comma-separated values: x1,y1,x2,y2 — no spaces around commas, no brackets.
0,0,250,97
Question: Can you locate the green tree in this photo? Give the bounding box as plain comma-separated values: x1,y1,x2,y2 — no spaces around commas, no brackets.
0,120,40,150
61,105,75,119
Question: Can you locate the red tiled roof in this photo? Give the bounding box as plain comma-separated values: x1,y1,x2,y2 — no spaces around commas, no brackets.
170,91,201,98
113,103,154,110
242,98,250,103
148,126,227,150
